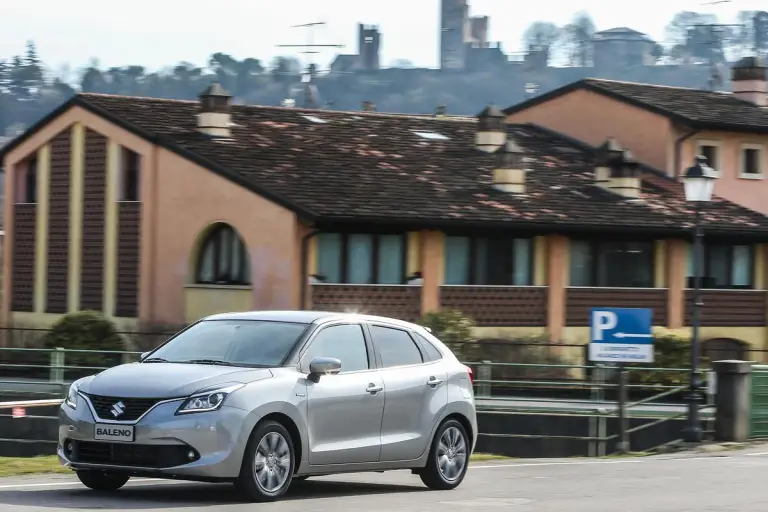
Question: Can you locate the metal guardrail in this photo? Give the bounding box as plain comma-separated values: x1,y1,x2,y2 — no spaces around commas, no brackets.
0,347,715,456
463,360,715,455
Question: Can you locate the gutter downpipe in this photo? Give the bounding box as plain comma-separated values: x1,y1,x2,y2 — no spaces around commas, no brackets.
673,128,700,180
299,229,320,310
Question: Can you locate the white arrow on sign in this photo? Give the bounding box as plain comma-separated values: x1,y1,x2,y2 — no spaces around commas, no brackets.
613,332,652,339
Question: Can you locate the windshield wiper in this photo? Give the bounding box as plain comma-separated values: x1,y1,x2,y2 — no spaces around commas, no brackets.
183,359,238,367
142,357,172,363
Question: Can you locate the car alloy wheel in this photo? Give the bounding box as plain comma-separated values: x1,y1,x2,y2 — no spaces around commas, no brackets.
236,419,295,502
437,426,468,482
253,432,292,493
419,419,470,490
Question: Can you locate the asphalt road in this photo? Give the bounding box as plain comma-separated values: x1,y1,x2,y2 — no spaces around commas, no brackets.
4,447,768,511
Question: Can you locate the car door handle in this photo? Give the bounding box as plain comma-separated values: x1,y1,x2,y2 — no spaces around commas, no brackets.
427,377,444,387
366,384,383,394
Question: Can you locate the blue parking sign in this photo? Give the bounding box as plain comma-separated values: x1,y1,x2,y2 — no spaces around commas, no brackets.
589,307,654,363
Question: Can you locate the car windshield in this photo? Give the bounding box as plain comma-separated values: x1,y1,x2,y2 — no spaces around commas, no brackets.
146,320,309,367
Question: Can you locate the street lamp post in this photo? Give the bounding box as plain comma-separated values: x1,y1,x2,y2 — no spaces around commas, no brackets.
681,155,718,443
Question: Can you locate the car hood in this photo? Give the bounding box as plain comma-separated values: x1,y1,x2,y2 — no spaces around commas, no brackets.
80,363,273,398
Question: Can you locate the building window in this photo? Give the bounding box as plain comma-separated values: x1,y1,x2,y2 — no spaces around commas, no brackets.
740,145,764,178
444,236,532,285
196,223,251,285
570,240,654,287
315,232,406,284
15,157,37,204
687,243,753,289
697,142,720,172
119,148,140,201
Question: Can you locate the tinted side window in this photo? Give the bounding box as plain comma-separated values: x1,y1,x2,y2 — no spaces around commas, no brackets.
302,324,369,373
370,326,423,368
414,333,443,361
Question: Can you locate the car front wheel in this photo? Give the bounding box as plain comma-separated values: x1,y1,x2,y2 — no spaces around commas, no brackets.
419,419,470,490
235,420,295,502
75,470,130,491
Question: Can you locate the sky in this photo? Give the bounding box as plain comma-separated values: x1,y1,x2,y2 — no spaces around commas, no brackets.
0,0,763,76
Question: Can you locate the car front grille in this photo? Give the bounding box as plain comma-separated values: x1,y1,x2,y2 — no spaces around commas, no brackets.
69,440,197,468
84,394,165,421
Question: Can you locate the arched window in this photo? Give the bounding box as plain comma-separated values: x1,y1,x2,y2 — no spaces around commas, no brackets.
196,224,251,285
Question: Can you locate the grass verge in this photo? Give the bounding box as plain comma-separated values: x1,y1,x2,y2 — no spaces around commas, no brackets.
0,452,511,478
0,456,69,477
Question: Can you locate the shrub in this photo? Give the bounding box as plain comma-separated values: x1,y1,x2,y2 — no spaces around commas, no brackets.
416,309,475,359
625,329,692,388
43,311,125,375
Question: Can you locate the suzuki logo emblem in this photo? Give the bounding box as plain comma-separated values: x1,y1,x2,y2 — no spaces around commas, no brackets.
110,401,126,418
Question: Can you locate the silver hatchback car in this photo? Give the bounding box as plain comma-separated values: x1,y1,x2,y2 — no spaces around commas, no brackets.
58,311,477,502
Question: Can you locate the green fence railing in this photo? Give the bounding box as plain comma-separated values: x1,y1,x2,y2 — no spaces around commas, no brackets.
750,365,768,438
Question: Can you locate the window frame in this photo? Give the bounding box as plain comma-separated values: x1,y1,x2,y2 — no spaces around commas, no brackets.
120,148,141,201
686,242,755,290
569,239,656,288
443,233,535,286
195,223,251,286
739,143,765,180
315,231,409,285
297,321,377,374
16,157,37,204
695,139,722,177
365,322,427,370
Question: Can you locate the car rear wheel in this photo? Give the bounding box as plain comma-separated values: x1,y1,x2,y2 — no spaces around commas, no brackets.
419,419,469,491
75,470,130,491
235,420,295,502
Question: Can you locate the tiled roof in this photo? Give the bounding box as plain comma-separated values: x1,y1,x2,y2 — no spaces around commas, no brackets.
7,92,768,237
504,78,768,133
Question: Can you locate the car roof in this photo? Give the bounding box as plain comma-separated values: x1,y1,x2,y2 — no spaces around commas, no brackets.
202,310,423,330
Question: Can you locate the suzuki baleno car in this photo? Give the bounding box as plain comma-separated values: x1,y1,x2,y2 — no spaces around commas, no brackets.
58,311,477,502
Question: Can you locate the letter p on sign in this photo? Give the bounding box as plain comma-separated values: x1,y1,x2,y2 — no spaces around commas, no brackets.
592,311,617,341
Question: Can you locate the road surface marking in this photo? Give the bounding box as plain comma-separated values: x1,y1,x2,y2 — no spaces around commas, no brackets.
0,456,728,491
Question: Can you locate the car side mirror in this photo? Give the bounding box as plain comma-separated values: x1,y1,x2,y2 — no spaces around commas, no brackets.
308,357,341,382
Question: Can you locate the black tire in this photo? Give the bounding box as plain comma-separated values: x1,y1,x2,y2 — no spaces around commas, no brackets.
419,419,470,491
75,470,130,491
235,420,296,502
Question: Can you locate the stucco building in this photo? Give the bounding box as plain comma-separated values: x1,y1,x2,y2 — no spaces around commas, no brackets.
505,56,768,215
3,85,768,354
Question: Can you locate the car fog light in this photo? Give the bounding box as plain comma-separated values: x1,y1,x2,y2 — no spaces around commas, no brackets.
65,441,73,453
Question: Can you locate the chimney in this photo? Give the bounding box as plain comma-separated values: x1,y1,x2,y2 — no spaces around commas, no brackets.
197,83,233,138
362,100,376,112
594,137,623,187
492,138,526,193
731,56,767,107
475,105,506,153
595,138,642,199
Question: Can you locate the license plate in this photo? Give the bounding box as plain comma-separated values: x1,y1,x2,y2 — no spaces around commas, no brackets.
94,424,134,442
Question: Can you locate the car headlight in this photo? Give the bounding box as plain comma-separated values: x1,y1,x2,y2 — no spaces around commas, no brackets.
176,384,244,415
65,378,87,409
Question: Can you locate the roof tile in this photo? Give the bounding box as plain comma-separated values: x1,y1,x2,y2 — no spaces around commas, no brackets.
71,92,768,236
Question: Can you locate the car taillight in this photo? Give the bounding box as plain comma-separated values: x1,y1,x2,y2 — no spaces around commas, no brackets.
463,365,473,384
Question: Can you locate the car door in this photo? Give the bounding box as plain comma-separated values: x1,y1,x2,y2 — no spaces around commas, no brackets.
301,322,384,466
368,323,448,462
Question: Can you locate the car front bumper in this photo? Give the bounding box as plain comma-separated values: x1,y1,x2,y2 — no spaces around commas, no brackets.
57,394,260,480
